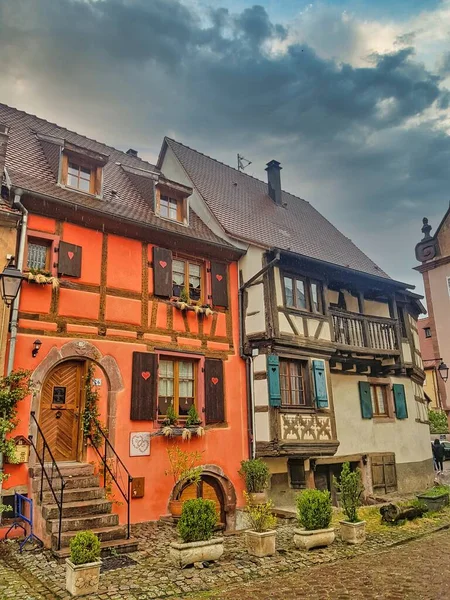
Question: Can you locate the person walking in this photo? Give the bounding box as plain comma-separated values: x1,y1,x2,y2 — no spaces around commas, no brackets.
432,439,445,475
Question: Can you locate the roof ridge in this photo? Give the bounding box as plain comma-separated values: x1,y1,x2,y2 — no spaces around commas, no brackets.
0,102,156,170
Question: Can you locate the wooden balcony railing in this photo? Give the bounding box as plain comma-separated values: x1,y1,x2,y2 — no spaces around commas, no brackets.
331,310,399,352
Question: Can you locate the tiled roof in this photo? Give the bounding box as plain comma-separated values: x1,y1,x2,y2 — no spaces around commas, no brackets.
418,317,436,363
164,138,391,280
0,104,230,249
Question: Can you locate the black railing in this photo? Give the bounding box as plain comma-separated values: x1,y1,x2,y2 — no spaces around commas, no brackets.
88,423,132,539
28,411,66,551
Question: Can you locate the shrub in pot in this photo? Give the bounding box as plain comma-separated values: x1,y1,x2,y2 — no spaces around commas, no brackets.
333,462,366,544
294,489,335,550
170,498,224,567
244,491,277,557
66,530,101,597
240,458,270,504
165,446,203,518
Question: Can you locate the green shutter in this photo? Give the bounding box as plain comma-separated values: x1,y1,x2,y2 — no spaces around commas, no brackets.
393,384,408,419
359,381,373,419
312,360,328,408
267,354,281,407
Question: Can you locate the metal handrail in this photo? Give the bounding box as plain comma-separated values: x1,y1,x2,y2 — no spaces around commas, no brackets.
28,411,66,551
88,422,132,539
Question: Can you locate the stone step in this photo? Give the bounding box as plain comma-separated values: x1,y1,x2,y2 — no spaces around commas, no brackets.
41,486,105,505
54,524,128,549
52,538,139,561
43,498,112,520
33,474,100,493
32,462,94,479
46,512,119,534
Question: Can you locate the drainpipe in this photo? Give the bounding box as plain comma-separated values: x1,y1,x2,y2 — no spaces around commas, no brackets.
239,250,280,459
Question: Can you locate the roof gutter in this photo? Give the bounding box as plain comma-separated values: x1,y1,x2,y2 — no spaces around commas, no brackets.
239,250,281,459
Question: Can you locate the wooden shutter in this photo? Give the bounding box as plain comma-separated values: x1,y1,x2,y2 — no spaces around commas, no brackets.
267,354,281,407
312,360,328,409
393,383,408,419
358,381,373,419
204,359,225,424
153,247,172,297
211,262,228,308
58,241,82,278
130,352,158,420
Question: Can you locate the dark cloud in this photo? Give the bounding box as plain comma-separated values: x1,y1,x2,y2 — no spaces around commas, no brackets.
0,0,449,291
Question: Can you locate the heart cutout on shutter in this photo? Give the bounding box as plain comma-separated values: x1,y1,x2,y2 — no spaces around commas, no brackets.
141,371,151,380
271,367,276,373
211,377,219,385
215,274,223,281
159,260,167,269
68,251,74,260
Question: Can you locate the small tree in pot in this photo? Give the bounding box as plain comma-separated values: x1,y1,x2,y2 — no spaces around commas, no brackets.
170,498,224,568
66,531,101,596
294,489,334,550
165,446,203,518
240,458,270,504
244,492,277,557
333,462,366,544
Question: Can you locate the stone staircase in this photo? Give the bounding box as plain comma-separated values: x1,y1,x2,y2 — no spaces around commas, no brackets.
32,462,138,559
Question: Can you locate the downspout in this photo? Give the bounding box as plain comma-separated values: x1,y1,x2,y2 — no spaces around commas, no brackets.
239,250,280,459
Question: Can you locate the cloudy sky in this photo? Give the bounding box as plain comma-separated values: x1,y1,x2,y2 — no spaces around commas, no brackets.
1,0,450,296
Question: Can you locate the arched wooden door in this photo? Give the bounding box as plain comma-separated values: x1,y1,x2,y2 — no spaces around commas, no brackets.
179,475,226,526
38,360,85,462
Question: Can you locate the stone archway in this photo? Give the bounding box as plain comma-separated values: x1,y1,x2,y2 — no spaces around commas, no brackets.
29,340,124,460
171,463,238,531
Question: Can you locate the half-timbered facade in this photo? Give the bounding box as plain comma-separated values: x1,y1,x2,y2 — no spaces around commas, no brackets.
0,105,247,551
158,138,434,504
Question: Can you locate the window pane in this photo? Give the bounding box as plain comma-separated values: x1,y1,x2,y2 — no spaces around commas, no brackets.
68,163,78,176
179,361,193,378
27,242,48,270
284,277,294,307
295,279,307,309
80,165,91,177
172,260,185,296
160,197,169,218
178,396,193,416
67,173,79,188
78,177,90,192
311,282,321,313
376,387,386,415
189,263,202,302
169,205,178,220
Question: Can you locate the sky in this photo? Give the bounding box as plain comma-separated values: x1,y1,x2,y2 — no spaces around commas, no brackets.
1,0,450,298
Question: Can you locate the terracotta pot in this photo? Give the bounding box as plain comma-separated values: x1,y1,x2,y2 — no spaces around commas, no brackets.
247,491,268,505
168,499,183,518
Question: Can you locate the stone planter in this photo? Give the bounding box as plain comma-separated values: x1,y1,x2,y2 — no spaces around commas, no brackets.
170,537,224,568
245,530,276,557
294,527,335,551
417,492,450,512
247,491,268,505
65,559,101,597
339,520,366,544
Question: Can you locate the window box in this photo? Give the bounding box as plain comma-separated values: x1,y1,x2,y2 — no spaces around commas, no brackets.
157,425,205,440
170,300,214,317
26,270,59,289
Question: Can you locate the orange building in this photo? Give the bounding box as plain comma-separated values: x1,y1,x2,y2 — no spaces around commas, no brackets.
0,105,247,552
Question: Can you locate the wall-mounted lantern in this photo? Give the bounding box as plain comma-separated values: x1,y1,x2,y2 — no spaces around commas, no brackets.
32,339,42,358
438,361,449,383
0,258,24,307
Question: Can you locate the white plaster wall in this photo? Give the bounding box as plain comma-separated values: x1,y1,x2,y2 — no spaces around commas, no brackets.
266,457,288,474
321,321,332,341
278,312,294,335
290,315,305,336
254,379,269,406
274,266,284,306
402,341,413,363
332,373,431,465
364,299,390,318
343,291,359,313
253,354,266,372
255,412,270,442
246,285,266,335
327,289,339,305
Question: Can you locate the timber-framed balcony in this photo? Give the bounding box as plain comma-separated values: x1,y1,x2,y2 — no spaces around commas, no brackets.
330,309,399,355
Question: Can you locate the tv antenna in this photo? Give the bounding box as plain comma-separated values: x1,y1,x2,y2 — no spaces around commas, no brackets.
237,154,252,172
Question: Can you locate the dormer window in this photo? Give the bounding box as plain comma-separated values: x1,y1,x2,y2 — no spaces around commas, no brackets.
156,179,191,225
160,195,181,222
59,144,106,197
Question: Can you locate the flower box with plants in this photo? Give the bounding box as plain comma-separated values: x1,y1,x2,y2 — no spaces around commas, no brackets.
333,462,366,544
66,530,101,597
417,485,450,512
240,458,270,505
171,289,214,317
26,268,59,288
165,446,203,518
159,404,205,440
294,489,335,550
170,498,224,568
244,492,277,557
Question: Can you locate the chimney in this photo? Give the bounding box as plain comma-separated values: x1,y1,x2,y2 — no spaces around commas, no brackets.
0,125,9,177
126,148,138,157
266,160,282,206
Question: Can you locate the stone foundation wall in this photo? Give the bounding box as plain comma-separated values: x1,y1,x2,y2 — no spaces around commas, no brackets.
396,458,435,494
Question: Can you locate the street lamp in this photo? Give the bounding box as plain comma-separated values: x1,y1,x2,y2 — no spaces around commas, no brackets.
0,258,24,307
438,361,449,383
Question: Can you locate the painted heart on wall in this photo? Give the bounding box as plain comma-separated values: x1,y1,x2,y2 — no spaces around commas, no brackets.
215,274,223,281
211,377,219,385
141,371,151,380
159,261,167,268
68,251,74,260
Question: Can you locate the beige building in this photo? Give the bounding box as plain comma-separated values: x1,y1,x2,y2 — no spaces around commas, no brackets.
159,138,434,501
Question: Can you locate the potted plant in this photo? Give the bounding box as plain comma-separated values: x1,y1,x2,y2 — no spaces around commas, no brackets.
165,446,203,518
240,458,270,504
417,485,450,512
294,489,334,550
244,492,277,557
66,530,101,596
333,462,366,544
182,404,205,440
27,268,59,288
170,498,224,568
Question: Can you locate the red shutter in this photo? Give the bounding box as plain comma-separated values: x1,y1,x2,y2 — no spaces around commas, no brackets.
58,241,82,277
130,352,158,420
204,359,225,424
211,262,228,308
153,247,172,298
